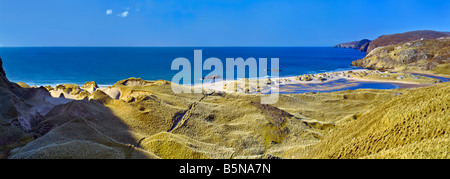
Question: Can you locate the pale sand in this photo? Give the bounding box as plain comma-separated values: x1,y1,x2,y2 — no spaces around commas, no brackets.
193,69,367,93
49,90,79,99
45,69,438,100
97,87,121,100
193,69,438,94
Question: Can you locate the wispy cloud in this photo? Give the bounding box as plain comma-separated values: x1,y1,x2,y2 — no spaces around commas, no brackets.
118,11,129,18
106,9,113,15
106,8,133,18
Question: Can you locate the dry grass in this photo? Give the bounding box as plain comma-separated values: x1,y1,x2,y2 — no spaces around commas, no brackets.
140,132,234,159
307,82,449,159
4,76,449,159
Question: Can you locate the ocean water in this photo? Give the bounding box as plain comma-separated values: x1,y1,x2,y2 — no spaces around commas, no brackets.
0,47,366,86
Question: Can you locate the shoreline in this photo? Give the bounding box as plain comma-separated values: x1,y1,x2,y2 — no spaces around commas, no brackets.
16,68,448,99
18,68,450,89
194,69,444,93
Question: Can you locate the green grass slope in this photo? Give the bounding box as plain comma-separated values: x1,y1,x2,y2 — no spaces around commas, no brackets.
308,82,449,159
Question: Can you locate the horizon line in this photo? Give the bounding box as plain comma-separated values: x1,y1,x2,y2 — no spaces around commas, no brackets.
0,45,336,48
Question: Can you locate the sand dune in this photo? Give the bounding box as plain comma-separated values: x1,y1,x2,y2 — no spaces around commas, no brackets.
1,57,448,159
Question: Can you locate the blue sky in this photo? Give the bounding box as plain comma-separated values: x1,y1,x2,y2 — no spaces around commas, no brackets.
0,0,449,46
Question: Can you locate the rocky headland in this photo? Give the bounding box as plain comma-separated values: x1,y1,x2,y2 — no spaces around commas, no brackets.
352,36,450,76
334,30,449,54
333,30,450,77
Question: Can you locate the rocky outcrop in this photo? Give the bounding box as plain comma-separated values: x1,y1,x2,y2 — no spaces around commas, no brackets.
0,57,76,158
356,39,371,52
0,56,15,90
351,37,450,75
308,82,450,159
333,39,371,52
0,57,5,77
366,30,449,54
335,31,449,54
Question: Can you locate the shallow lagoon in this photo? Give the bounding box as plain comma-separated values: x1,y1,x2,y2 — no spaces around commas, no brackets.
278,79,399,94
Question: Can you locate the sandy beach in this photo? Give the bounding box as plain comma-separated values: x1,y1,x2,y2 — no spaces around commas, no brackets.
41,68,446,102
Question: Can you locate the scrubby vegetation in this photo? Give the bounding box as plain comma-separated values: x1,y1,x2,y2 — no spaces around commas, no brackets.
5,77,448,159
308,82,449,159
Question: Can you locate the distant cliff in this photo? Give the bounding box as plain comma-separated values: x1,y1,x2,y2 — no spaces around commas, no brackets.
334,30,450,54
333,39,371,52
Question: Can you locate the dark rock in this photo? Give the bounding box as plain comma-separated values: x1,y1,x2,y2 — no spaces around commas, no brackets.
0,56,14,89
398,49,428,64
0,56,5,77
356,39,372,52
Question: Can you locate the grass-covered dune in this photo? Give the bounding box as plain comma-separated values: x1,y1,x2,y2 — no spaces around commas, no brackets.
308,82,449,159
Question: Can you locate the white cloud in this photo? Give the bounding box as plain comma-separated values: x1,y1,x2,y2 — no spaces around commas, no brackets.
106,9,113,15
118,11,129,18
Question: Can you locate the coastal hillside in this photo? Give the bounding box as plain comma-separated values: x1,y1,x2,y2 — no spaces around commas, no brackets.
334,30,449,54
351,36,450,76
333,39,371,52
1,56,449,159
0,57,73,158
366,30,449,54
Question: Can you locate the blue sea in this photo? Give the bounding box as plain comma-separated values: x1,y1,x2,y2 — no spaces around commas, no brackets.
0,47,366,87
